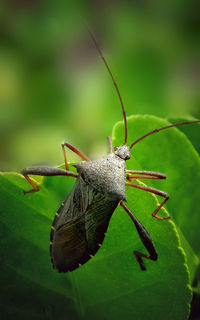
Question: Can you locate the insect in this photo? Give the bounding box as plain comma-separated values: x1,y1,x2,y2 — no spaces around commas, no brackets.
22,31,200,272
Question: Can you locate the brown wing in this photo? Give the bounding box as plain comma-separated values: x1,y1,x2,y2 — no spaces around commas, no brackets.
50,176,118,272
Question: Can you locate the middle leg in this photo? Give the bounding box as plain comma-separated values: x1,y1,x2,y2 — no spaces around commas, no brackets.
22,166,78,194
126,181,170,220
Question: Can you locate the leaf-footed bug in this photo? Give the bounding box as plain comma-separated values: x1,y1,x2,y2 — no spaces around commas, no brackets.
22,31,200,272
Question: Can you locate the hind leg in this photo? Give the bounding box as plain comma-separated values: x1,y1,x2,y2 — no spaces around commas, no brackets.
120,201,157,271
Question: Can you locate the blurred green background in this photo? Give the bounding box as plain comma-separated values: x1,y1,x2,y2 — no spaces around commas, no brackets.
0,0,199,171
0,2,200,319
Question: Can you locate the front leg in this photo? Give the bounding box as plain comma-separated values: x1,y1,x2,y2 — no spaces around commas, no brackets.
22,166,78,194
120,201,157,271
107,136,113,153
61,142,89,170
126,170,166,180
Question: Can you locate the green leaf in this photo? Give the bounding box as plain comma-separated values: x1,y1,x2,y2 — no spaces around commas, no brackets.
167,117,200,155
176,227,199,285
0,172,77,320
0,114,196,319
113,114,200,274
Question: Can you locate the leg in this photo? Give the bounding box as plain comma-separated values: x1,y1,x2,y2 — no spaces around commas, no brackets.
126,181,170,220
126,170,166,180
61,142,89,170
22,166,78,194
107,136,113,153
120,201,157,271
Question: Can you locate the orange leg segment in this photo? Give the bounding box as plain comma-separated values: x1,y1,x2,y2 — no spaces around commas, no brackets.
126,182,170,220
61,142,89,170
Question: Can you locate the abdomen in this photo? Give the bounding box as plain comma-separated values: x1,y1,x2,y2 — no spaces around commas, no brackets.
50,176,118,272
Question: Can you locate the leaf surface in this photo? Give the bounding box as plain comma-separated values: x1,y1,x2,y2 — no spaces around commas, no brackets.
0,115,197,319
113,115,200,256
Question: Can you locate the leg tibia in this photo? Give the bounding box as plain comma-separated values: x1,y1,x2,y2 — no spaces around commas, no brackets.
126,182,170,220
61,142,89,170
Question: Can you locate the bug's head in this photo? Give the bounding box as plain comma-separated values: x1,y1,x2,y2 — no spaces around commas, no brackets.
114,145,131,160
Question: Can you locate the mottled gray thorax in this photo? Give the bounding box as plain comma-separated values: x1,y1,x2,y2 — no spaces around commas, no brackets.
74,153,126,201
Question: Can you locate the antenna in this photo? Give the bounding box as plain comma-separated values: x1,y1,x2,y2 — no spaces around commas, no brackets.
88,30,128,144
129,120,200,149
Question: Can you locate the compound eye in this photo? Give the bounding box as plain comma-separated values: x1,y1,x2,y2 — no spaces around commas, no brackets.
114,146,119,151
